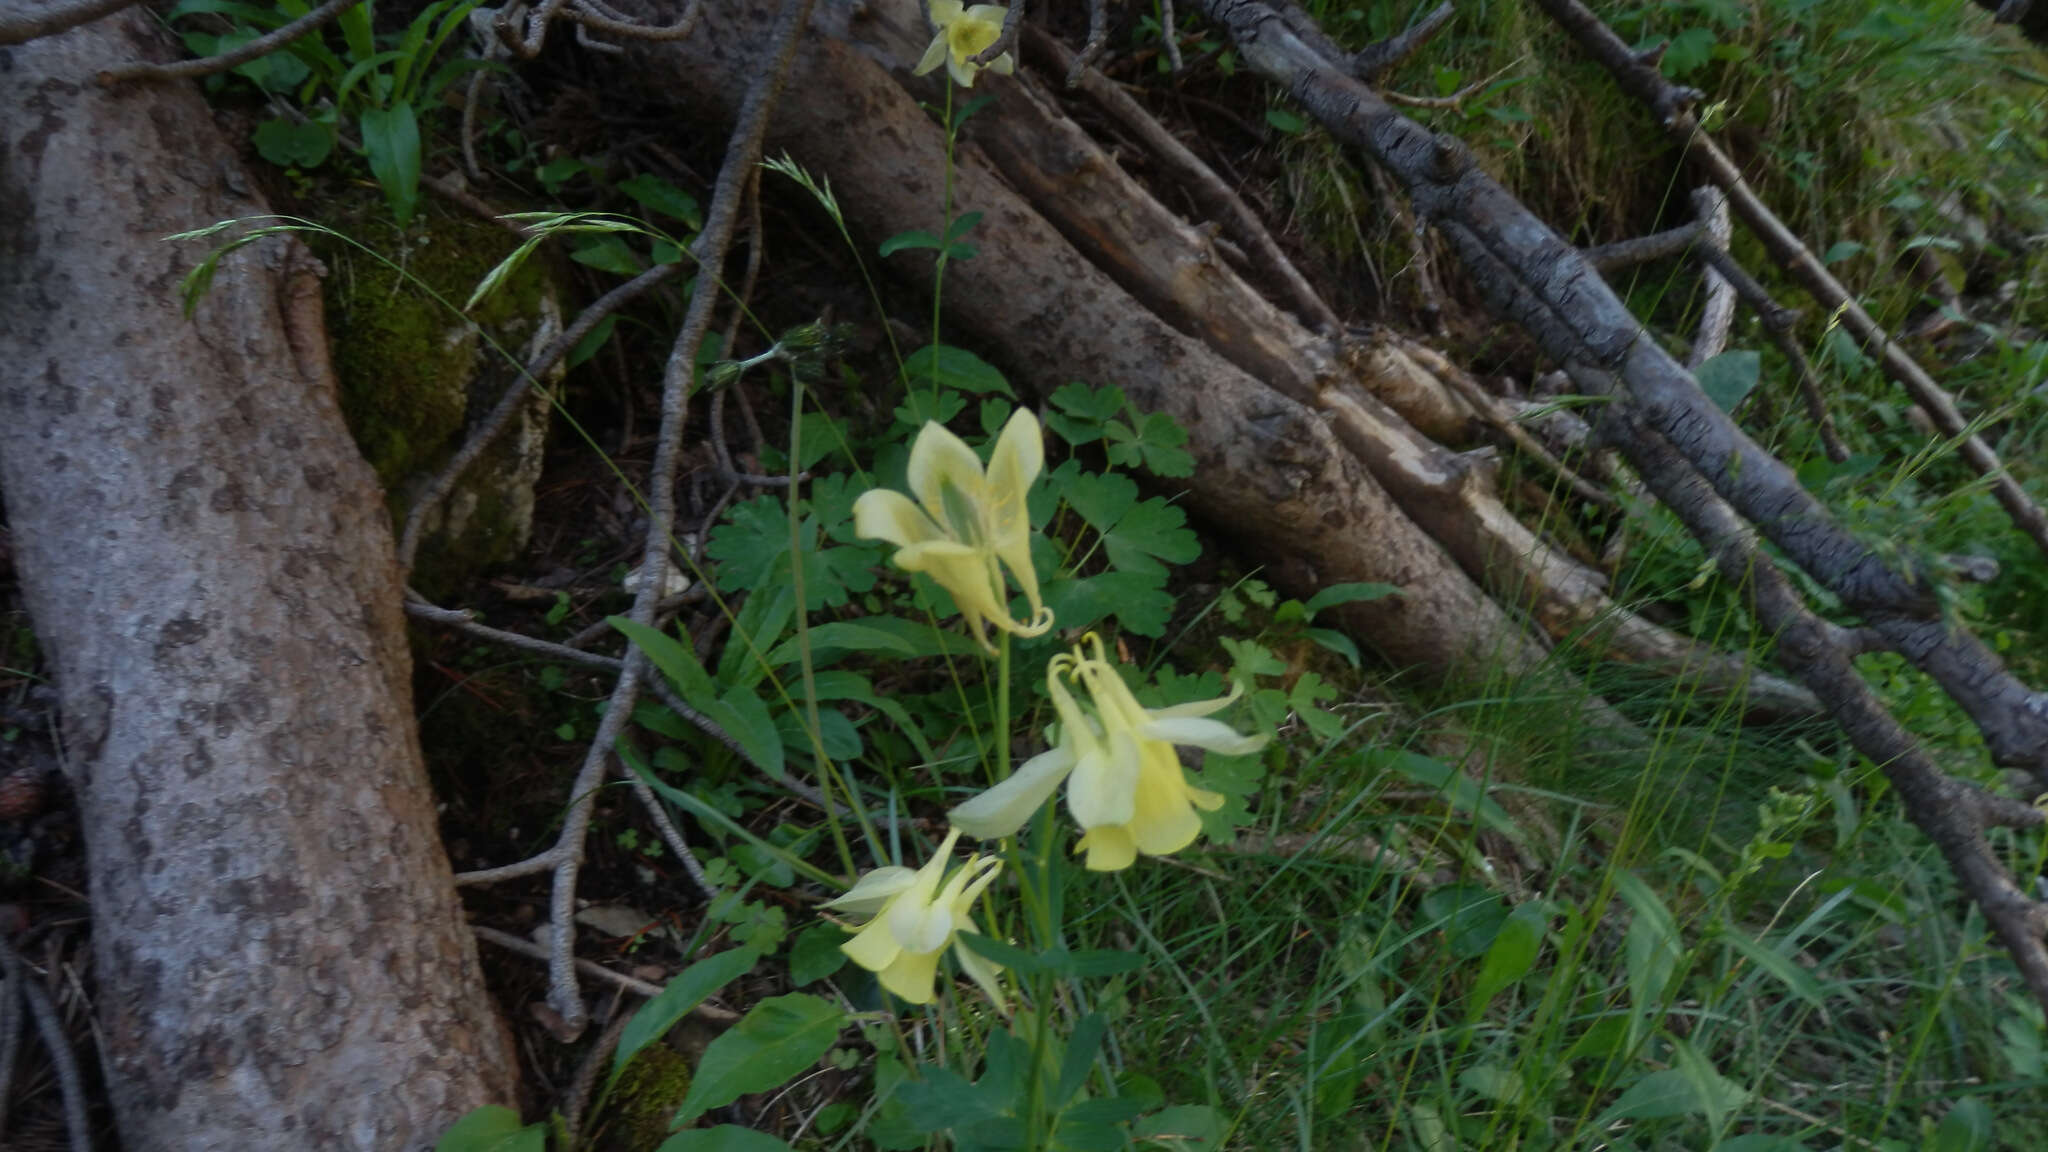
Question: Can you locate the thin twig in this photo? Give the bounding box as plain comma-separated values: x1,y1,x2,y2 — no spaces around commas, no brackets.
972,0,1026,68
1582,220,1701,273
463,0,817,1041
404,597,626,671
470,925,740,1021
99,0,361,82
1769,324,1850,463
1381,59,1520,112
562,1001,634,1143
1,0,135,46
0,934,91,1152
1160,0,1184,72
1068,0,1111,85
1352,1,1455,80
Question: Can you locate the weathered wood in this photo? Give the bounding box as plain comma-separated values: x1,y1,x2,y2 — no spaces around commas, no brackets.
0,13,515,1149
631,0,1553,680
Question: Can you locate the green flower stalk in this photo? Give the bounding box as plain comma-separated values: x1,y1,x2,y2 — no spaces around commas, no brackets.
950,634,1272,870
825,828,1006,1006
853,409,1053,653
913,0,1016,88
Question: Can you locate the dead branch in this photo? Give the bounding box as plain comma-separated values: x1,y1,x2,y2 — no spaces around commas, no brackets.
0,0,133,45
0,933,91,1152
1038,26,1342,333
471,925,740,1021
1685,187,1735,367
452,0,816,1042
1581,220,1701,273
1600,400,2048,1009
498,0,704,58
98,0,360,82
1352,0,1454,79
1531,0,2048,564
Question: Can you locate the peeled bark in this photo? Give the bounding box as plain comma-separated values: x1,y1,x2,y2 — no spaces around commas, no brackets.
0,13,515,1149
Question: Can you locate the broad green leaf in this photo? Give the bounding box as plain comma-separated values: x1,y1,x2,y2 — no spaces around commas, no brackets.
1044,381,1127,445
1134,1104,1223,1150
1042,570,1174,637
656,1126,798,1152
570,234,644,275
1931,1096,1994,1152
620,173,704,230
611,948,759,1078
1104,410,1194,477
896,1066,1005,1128
675,994,846,1126
433,1106,545,1152
1670,1035,1747,1132
788,923,849,986
1597,1068,1710,1122
252,117,333,167
1370,748,1522,841
1303,581,1401,617
1469,902,1547,1015
358,102,422,224
1615,871,1682,1035
1457,1064,1523,1103
1695,350,1761,413
1266,107,1307,134
1053,1014,1108,1109
611,617,719,706
901,344,1013,395
879,229,943,257
1420,883,1509,960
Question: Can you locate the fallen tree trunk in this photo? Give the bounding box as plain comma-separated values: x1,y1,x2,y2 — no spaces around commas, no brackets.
630,0,1562,682
0,13,515,1148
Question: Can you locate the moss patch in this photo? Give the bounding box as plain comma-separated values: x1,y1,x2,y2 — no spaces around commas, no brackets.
592,1044,695,1152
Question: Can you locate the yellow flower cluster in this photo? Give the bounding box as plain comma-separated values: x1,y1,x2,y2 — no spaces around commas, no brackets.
832,407,1270,1005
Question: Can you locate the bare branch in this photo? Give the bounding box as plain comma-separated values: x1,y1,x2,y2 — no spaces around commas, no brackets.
0,0,134,46
99,0,361,83
1531,0,2048,564
1067,0,1111,85
471,925,739,1020
971,0,1024,67
1354,1,1456,80
1685,187,1735,367
0,933,92,1152
1581,221,1701,273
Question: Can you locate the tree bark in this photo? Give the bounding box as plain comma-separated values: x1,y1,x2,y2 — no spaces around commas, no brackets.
0,13,516,1150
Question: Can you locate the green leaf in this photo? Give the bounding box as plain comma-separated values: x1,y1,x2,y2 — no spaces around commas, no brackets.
1469,902,1547,1014
655,1126,798,1152
433,1106,546,1152
901,344,1013,395
1265,107,1307,134
1695,350,1761,413
1931,1097,1994,1152
1042,570,1175,637
611,617,718,703
252,117,333,167
675,994,847,1126
944,211,984,243
571,234,644,276
1304,627,1361,668
879,229,943,257
788,923,849,986
567,315,617,368
620,173,704,230
358,102,423,224
1420,883,1509,960
1670,1035,1747,1132
896,1066,1007,1128
1053,1014,1108,1108
1134,1104,1223,1150
1303,581,1401,617
1597,1068,1711,1122
1044,381,1126,446
1105,410,1195,477
611,948,759,1078
1457,1064,1523,1103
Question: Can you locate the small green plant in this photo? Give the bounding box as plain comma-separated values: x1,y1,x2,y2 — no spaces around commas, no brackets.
169,0,498,222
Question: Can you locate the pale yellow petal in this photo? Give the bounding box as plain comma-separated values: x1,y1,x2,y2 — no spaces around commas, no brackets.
913,33,949,77
987,52,1015,76
1140,715,1270,756
1129,747,1204,856
854,489,943,550
1076,824,1137,872
905,420,986,531
879,945,943,1004
928,0,965,26
1067,735,1137,830
954,925,1007,1008
842,915,903,972
950,746,1076,839
823,865,917,914
962,4,1009,24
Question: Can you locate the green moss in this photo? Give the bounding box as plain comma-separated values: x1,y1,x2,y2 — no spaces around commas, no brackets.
311,186,560,594
593,1044,695,1152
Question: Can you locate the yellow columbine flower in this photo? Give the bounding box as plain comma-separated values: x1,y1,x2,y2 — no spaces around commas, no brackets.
823,828,1005,1005
853,409,1053,653
949,634,1271,870
913,0,1016,89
